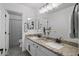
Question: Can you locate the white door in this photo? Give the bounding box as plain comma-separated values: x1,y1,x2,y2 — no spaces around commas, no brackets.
5,11,9,55
8,12,22,48
9,19,22,47
0,7,6,56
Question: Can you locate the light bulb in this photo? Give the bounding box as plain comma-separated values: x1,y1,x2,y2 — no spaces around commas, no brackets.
47,4,53,10
28,18,31,20
52,3,62,8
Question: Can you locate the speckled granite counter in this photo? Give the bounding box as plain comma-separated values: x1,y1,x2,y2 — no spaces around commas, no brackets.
25,35,79,56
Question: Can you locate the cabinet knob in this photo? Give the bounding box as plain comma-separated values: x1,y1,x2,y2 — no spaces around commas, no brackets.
36,46,38,48
33,44,35,45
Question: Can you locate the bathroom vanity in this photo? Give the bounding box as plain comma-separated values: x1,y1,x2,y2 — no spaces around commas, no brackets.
23,3,79,56
24,34,79,56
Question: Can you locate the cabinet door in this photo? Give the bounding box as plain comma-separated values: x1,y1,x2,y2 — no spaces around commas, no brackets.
29,41,36,56
36,46,47,56
25,39,36,56
0,7,6,56
38,44,58,56
25,38,31,52
35,43,58,56
24,38,29,50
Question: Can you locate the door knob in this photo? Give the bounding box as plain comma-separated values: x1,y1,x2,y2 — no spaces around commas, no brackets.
36,46,38,48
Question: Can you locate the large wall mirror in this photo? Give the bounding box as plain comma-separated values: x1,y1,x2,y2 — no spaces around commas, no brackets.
24,17,36,32
70,3,79,38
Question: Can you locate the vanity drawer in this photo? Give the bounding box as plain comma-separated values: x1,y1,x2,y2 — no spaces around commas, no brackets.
34,42,58,56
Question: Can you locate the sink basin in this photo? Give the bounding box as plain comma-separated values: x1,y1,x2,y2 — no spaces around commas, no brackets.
45,42,64,49
29,36,64,49
30,36,40,40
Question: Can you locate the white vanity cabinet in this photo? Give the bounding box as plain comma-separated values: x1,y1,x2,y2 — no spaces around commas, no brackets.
30,41,47,56
25,38,59,56
25,38,36,56
25,38,46,56
29,41,36,56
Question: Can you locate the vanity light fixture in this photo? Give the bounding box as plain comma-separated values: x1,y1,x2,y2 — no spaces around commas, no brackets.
39,3,62,14
52,3,62,8
27,18,32,20
39,6,48,14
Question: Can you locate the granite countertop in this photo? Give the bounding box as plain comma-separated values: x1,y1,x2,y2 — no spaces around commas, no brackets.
25,35,79,56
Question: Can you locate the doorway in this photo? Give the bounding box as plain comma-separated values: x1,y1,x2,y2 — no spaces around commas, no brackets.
7,10,22,48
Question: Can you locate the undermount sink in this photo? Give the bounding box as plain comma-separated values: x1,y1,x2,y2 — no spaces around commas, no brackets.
30,36,40,40
45,42,64,50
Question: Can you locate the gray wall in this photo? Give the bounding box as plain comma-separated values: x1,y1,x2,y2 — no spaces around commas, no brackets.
37,6,74,39
48,6,74,39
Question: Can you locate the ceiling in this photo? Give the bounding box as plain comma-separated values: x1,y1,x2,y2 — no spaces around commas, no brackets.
20,3,45,9
47,3,75,14
20,3,75,11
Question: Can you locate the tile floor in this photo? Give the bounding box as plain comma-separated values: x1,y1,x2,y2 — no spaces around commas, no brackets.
6,46,31,56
